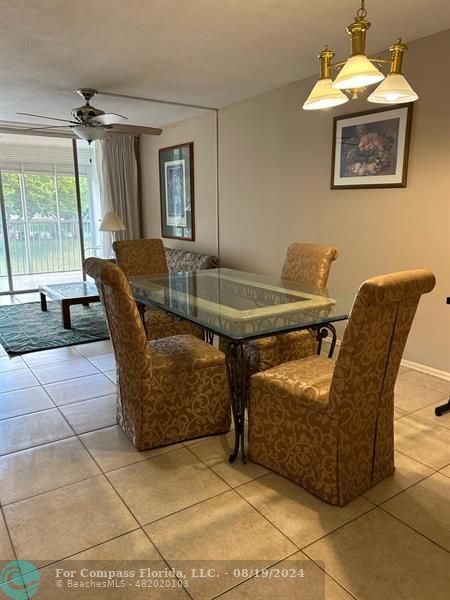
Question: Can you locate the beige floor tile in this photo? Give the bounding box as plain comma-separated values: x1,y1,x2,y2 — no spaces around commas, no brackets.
238,473,373,548
0,355,26,373
0,368,39,394
394,377,446,412
87,353,116,372
16,292,40,303
0,438,100,506
104,369,117,383
398,370,450,396
108,447,230,525
44,373,116,405
79,425,182,472
395,414,450,470
0,510,14,560
440,464,450,478
75,340,113,357
31,358,99,385
145,490,297,600
394,406,407,419
382,472,450,551
3,476,138,567
0,576,29,599
189,431,269,488
220,550,354,600
0,409,73,456
304,508,450,600
362,451,433,505
0,295,20,305
0,386,54,420
59,394,117,434
38,530,189,599
413,401,450,430
22,346,83,368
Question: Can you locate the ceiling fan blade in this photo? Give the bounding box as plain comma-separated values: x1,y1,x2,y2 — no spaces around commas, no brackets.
89,113,127,126
19,125,73,131
17,112,76,124
109,124,163,136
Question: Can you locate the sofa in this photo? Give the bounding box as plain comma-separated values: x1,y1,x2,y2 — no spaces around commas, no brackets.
164,247,219,271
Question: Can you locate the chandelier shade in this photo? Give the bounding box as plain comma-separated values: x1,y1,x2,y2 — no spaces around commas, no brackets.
303,79,349,110
332,54,385,90
302,1,418,111
368,73,419,104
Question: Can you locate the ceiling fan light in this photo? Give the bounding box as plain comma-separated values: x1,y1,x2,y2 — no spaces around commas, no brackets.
72,125,106,143
303,78,349,110
368,73,419,104
332,54,385,90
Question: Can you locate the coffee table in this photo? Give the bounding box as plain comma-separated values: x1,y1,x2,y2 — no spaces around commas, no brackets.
39,282,101,329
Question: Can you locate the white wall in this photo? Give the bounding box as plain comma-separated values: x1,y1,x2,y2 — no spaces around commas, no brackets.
140,30,450,372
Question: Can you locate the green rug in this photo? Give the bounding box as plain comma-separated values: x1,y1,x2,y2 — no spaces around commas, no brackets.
0,301,109,355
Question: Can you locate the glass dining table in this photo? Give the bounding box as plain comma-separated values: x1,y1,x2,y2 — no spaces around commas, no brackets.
129,268,355,463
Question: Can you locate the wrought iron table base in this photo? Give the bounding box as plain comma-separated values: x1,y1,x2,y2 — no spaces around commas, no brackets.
225,340,248,464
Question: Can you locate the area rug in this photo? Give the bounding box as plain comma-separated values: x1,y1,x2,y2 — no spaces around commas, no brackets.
0,301,109,355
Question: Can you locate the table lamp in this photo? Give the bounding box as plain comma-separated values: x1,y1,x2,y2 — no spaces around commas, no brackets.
99,210,126,257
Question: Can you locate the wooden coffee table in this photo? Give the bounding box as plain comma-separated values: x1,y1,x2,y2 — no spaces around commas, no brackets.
39,282,101,329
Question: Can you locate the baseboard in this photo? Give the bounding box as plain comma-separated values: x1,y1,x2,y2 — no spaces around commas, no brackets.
400,360,450,381
321,338,450,382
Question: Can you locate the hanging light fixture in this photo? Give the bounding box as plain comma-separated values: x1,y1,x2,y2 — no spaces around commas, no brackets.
303,0,418,110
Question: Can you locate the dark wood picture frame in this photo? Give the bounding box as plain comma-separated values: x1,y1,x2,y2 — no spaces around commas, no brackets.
159,141,195,241
331,104,413,189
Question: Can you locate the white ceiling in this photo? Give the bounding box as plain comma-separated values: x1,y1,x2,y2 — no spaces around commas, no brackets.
1,0,449,128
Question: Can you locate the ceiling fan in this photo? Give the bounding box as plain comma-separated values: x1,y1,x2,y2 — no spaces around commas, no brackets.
16,88,162,142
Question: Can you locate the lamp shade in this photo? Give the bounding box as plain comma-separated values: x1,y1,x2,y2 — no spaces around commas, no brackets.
303,78,349,110
72,126,106,143
99,211,126,232
332,54,385,90
368,73,419,104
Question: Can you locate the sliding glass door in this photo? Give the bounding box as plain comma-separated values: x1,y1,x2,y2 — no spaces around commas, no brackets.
0,134,101,294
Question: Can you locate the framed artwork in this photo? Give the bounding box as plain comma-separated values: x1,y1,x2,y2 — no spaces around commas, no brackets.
331,104,413,189
159,142,195,240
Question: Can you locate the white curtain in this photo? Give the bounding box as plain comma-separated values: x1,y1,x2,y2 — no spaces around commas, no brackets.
95,132,140,256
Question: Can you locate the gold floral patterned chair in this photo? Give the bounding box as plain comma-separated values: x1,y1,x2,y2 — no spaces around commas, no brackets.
84,257,230,450
113,239,203,341
249,269,435,506
220,243,338,370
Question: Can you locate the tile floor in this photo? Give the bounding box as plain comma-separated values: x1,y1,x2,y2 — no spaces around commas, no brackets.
0,336,449,599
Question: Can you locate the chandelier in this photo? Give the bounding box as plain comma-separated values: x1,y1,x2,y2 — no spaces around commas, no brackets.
303,0,418,110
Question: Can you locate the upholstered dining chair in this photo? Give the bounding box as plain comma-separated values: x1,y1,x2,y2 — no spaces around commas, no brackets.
224,243,338,372
113,239,203,341
248,269,435,506
84,257,230,450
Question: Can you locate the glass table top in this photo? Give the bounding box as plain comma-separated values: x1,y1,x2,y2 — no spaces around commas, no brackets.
39,281,99,300
129,268,355,340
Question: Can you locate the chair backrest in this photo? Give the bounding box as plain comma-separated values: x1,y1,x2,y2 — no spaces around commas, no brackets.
113,239,168,276
329,269,436,502
84,257,152,380
281,243,338,287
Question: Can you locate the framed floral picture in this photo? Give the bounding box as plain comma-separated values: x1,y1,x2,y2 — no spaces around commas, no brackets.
331,104,413,189
159,142,195,240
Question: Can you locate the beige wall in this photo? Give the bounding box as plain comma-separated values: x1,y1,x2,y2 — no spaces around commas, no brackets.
140,110,218,255
141,30,450,372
